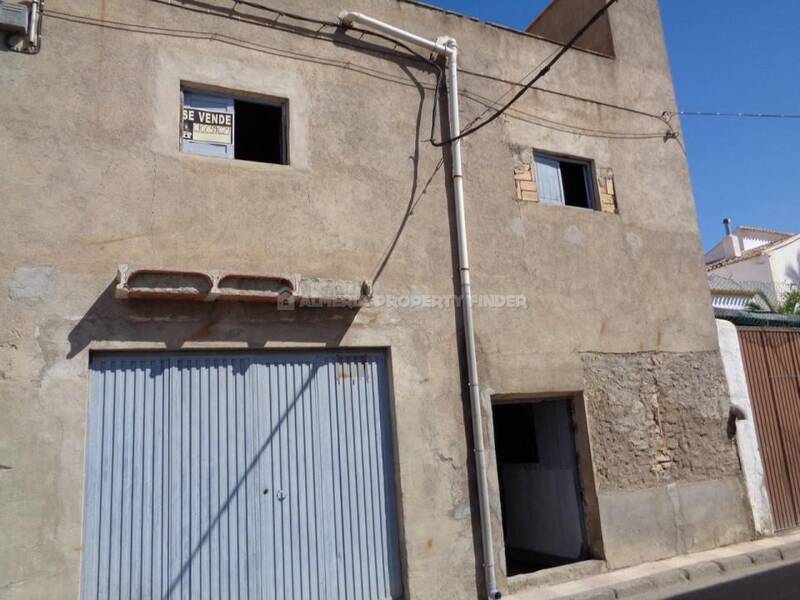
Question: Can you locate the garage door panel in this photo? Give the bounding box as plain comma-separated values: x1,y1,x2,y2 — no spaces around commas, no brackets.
255,358,327,599
319,356,402,600
82,352,401,600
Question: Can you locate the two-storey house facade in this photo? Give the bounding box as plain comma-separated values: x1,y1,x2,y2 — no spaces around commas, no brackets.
1,1,753,598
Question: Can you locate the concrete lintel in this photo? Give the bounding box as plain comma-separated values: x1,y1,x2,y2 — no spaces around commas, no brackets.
114,264,370,307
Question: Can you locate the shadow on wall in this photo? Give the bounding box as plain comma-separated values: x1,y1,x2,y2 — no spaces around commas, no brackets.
67,281,360,358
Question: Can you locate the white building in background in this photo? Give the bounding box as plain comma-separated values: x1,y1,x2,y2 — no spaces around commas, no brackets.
706,219,800,311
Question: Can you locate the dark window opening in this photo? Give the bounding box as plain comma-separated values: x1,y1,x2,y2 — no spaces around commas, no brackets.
234,99,286,165
181,87,287,165
560,160,592,209
493,399,590,576
534,152,596,210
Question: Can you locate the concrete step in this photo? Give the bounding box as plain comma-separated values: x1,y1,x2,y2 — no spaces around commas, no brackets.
507,560,608,594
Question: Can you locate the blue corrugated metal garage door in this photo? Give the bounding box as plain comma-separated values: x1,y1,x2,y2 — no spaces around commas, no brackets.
81,351,402,599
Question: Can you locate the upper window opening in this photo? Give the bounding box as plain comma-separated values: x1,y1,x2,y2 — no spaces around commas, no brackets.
181,87,287,165
534,152,596,210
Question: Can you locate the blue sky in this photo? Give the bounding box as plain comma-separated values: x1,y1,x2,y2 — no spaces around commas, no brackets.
422,0,800,249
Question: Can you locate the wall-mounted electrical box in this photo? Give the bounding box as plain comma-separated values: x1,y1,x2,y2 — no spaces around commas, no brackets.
0,2,29,34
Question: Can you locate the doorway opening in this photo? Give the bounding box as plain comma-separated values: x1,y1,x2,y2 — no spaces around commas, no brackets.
493,397,591,576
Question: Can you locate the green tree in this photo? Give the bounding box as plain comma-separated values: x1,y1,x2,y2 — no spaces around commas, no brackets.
746,289,800,315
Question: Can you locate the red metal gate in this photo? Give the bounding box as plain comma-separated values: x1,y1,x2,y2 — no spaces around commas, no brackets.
739,328,800,531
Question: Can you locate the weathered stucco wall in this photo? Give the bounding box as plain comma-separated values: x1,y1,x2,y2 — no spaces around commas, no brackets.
0,0,750,597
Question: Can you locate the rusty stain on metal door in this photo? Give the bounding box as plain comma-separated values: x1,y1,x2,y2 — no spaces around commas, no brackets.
739,328,800,531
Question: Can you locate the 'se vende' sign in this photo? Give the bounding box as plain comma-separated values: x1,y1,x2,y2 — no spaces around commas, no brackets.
182,108,233,145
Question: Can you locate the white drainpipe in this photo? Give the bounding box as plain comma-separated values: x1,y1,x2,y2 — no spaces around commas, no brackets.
339,11,500,600
28,0,41,48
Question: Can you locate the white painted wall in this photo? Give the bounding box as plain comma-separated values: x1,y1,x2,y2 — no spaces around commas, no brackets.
768,241,800,287
716,319,774,535
713,258,773,285
711,258,774,289
705,227,786,263
740,234,775,252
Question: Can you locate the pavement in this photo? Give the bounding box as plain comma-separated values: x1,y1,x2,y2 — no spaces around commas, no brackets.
638,558,800,599
506,530,800,600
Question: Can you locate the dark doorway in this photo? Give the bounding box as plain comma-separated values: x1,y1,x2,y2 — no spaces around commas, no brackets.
493,398,589,576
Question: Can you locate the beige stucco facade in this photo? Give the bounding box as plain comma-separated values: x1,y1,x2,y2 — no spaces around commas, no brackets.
1,0,753,598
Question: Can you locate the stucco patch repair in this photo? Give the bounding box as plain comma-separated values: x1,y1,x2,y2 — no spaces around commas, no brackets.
582,351,741,491
7,267,55,302
564,224,585,246
0,343,17,380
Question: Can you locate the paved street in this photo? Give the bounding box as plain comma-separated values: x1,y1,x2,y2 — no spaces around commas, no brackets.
644,558,800,600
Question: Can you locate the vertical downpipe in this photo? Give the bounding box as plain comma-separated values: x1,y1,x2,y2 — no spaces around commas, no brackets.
28,0,40,47
444,40,500,600
336,13,500,598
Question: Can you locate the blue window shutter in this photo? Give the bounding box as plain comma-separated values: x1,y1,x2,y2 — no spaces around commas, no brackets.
534,155,565,205
181,91,235,159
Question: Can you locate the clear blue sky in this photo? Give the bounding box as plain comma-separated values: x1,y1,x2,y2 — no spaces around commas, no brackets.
423,0,800,249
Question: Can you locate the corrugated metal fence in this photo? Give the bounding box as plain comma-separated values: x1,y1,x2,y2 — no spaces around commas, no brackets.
81,351,403,600
739,329,800,531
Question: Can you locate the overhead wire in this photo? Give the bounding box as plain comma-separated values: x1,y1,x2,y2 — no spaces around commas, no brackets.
428,44,561,147
209,0,443,70
162,0,681,135
48,1,697,147
429,0,620,146
665,110,800,120
213,0,670,146
228,0,335,28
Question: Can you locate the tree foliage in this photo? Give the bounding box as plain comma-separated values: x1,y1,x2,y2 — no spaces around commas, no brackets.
746,289,800,315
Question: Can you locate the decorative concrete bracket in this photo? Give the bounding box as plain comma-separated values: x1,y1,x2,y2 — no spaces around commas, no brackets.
114,264,371,308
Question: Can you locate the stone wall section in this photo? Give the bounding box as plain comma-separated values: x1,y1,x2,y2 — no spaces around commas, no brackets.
582,351,742,491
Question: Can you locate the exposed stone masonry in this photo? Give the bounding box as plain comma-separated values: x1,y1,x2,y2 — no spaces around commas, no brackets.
582,351,741,491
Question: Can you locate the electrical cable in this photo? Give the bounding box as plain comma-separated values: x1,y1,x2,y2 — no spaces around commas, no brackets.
158,0,682,134
224,0,338,28
220,0,660,146
206,0,443,70
51,1,688,146
145,0,441,72
665,110,800,120
213,0,676,135
60,1,796,136
430,0,619,146
429,45,560,146
45,7,676,144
